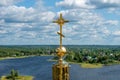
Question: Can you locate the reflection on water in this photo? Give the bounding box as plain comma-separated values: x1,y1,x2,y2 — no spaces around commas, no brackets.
0,56,120,80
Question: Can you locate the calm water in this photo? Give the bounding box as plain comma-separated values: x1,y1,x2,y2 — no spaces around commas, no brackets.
0,56,120,80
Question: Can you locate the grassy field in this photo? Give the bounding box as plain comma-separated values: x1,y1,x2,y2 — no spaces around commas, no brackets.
1,76,33,80
80,63,103,68
0,56,33,61
48,59,103,68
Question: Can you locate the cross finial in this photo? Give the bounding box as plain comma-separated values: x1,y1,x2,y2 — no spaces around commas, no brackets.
53,13,69,48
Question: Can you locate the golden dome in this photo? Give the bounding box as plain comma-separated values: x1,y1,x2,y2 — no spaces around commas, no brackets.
56,46,67,57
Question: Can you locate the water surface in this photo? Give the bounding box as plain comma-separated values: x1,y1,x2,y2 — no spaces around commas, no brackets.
0,56,120,80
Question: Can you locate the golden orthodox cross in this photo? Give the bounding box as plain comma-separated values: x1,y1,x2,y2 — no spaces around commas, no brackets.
53,13,69,49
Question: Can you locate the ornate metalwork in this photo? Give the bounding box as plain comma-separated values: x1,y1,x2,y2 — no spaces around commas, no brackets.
52,13,70,80
53,13,69,58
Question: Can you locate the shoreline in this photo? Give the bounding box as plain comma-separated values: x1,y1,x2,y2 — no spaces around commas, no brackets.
0,55,54,61
48,59,120,68
66,62,103,68
0,56,35,61
1,76,33,80
1,56,120,68
48,59,103,68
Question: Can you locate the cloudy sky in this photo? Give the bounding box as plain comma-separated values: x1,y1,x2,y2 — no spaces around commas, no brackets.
0,0,120,45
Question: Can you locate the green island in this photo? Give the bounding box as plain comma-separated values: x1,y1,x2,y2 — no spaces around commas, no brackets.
0,69,33,80
0,45,120,68
1,76,33,80
80,63,103,68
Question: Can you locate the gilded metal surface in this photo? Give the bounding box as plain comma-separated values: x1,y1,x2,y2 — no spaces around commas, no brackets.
56,47,66,58
53,13,69,57
52,13,69,80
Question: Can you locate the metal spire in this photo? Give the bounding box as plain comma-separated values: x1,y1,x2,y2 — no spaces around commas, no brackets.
53,13,69,49
52,13,70,80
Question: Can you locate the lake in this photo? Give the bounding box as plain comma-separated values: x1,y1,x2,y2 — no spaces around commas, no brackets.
0,56,120,80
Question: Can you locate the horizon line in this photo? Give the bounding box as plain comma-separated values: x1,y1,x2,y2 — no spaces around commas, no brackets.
1,44,120,46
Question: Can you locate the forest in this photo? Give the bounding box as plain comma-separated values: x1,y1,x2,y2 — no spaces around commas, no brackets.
0,45,55,57
0,45,120,65
65,46,120,65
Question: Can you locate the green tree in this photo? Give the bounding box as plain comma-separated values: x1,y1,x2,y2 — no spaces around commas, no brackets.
6,69,19,80
10,69,16,80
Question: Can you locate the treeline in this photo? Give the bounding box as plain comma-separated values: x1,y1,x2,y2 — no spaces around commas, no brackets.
0,45,120,65
0,46,55,57
65,47,120,65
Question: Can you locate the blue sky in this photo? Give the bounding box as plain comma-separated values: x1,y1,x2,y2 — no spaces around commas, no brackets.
0,0,120,45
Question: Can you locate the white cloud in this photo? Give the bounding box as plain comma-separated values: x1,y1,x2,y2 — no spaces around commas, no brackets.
0,0,120,45
0,19,5,24
105,20,119,25
0,30,7,34
16,31,37,39
113,31,120,36
0,0,57,45
0,6,36,23
0,0,21,6
0,5,56,23
103,0,120,4
56,0,120,9
56,0,95,9
38,11,55,22
56,9,120,44
108,8,120,16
